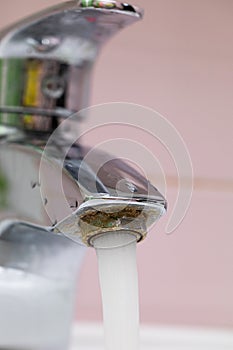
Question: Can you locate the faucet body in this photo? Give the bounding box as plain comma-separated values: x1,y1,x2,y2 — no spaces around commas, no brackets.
0,2,167,347
0,1,166,248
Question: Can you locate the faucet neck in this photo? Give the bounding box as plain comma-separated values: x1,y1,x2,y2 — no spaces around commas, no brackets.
0,1,142,135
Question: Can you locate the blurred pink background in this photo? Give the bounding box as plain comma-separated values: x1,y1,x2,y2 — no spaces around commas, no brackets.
1,0,232,329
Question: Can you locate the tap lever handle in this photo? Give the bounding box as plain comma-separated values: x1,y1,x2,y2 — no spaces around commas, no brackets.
0,1,142,134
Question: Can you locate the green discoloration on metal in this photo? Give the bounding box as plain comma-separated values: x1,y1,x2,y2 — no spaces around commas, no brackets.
81,0,117,9
81,0,94,7
0,170,8,208
0,58,24,127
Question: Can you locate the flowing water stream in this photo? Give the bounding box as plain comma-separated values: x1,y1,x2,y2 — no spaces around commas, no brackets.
94,231,139,350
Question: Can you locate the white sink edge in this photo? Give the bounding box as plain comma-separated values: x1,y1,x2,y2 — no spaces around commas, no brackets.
72,323,233,349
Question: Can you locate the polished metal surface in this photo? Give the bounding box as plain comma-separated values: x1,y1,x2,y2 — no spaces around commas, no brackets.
0,136,166,246
0,220,84,278
0,1,166,247
0,1,142,133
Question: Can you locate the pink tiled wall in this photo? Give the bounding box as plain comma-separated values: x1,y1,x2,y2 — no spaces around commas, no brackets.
1,0,232,328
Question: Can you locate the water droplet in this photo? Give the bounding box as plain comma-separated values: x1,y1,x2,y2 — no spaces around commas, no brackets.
31,181,40,189
70,200,79,209
52,220,58,227
125,182,138,193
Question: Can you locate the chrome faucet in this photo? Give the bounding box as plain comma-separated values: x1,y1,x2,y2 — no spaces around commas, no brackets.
0,2,167,348
0,0,166,248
